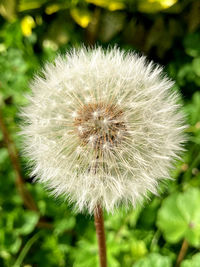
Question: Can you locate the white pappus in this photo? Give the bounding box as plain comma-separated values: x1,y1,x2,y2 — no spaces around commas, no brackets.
20,47,186,214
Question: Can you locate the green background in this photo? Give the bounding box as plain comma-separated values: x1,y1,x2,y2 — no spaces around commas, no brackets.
1,0,200,266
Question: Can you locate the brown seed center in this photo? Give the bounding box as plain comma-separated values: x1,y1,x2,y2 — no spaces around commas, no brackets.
74,102,126,150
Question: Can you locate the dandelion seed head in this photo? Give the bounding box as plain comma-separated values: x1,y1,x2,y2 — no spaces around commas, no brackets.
20,47,186,213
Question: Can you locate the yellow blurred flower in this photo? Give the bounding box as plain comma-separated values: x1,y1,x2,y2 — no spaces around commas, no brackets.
86,0,125,11
160,0,178,8
70,9,91,28
21,16,35,37
139,0,178,13
108,2,125,11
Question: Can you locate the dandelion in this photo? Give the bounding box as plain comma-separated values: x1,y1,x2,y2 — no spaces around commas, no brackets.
20,47,186,267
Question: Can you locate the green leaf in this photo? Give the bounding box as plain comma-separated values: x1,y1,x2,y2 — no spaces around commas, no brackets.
181,253,200,267
0,148,9,165
192,58,200,77
184,33,200,57
54,217,75,235
15,210,39,235
0,0,17,21
73,238,98,267
131,240,148,260
138,198,160,229
132,253,172,267
157,188,200,247
0,231,22,254
157,194,187,243
18,0,47,12
184,92,200,126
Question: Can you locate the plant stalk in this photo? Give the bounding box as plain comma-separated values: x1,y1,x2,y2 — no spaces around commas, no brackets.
0,109,38,211
176,239,189,267
94,204,107,267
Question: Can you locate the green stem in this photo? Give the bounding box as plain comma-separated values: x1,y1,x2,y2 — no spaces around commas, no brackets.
13,232,41,267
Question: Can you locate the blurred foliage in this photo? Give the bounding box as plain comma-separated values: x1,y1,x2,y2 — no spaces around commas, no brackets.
157,188,200,246
0,0,200,266
132,253,172,267
181,253,200,267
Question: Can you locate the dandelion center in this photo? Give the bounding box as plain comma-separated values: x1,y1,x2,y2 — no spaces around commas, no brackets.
74,102,126,150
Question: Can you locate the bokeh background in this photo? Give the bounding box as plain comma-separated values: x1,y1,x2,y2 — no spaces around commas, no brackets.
0,0,200,266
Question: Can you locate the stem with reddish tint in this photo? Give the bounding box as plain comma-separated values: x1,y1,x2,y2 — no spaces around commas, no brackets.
0,109,52,230
94,204,107,267
176,239,189,267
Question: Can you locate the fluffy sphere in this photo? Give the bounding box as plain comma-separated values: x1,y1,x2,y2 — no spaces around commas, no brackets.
21,47,186,213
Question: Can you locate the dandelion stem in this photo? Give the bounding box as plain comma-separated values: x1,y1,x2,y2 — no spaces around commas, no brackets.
176,239,189,267
0,109,54,231
94,204,107,267
0,109,38,211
